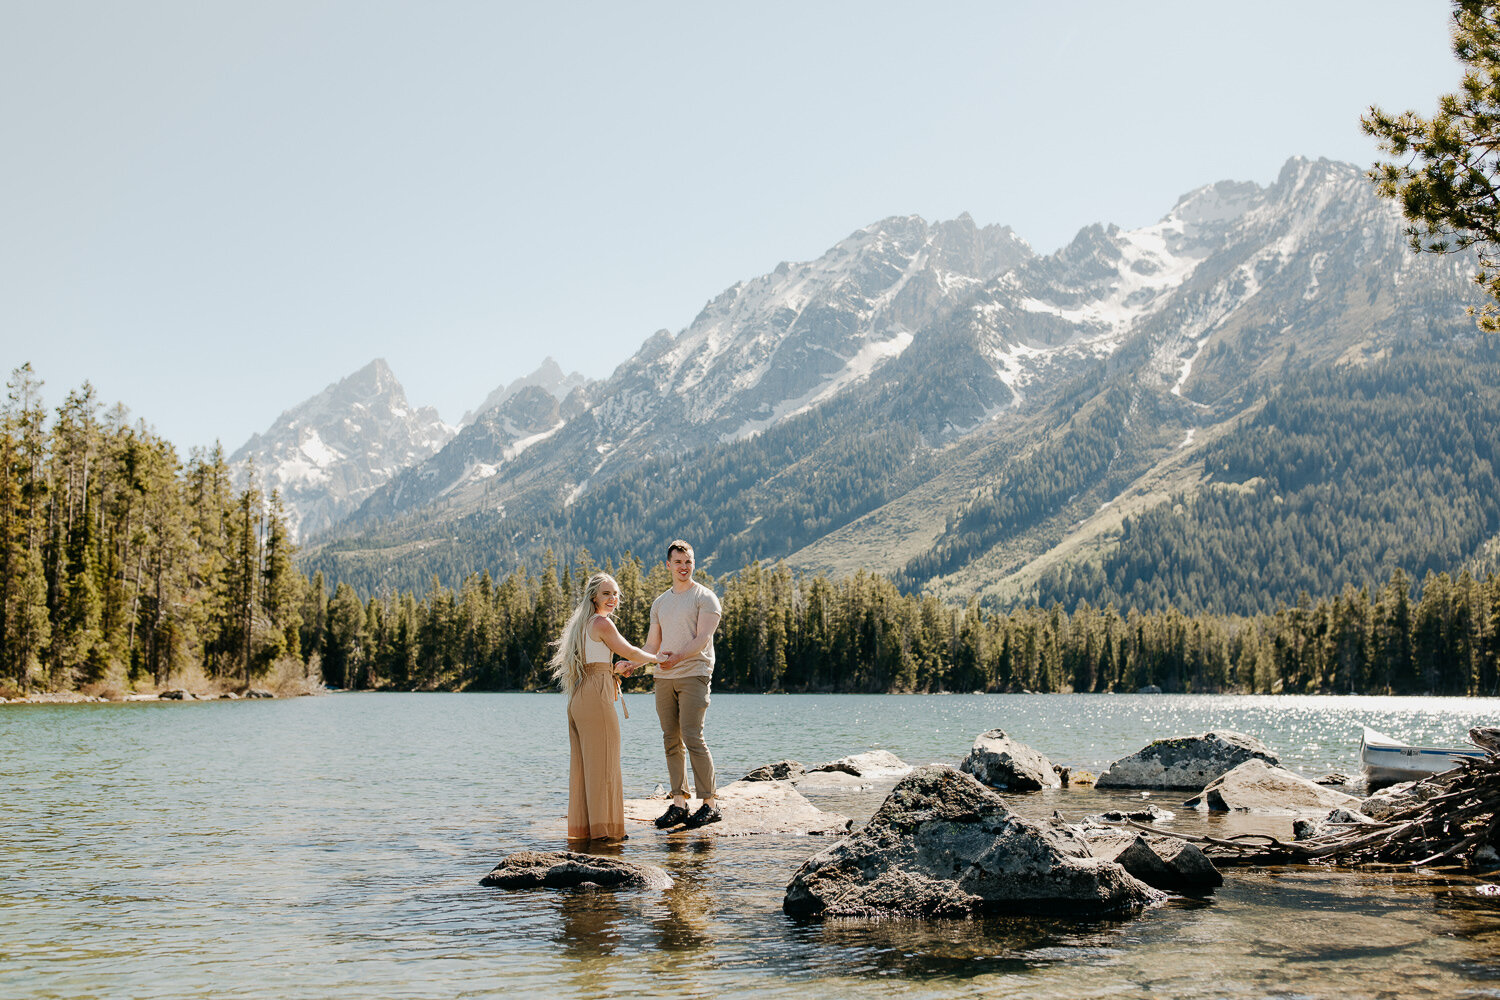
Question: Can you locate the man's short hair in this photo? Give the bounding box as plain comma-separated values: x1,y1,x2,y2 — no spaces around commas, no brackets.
667,539,694,560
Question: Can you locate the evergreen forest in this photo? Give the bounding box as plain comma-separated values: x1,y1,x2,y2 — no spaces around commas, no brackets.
4,357,1500,699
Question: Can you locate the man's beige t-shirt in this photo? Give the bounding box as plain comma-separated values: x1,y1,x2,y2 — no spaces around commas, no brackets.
650,581,722,679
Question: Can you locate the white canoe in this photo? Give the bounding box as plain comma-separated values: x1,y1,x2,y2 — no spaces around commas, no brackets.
1360,726,1486,785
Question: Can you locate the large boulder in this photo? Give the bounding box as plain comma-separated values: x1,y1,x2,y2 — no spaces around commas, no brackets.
782,765,1164,918
1184,759,1362,814
1096,731,1280,790
480,851,672,890
960,729,1061,792
1085,831,1222,892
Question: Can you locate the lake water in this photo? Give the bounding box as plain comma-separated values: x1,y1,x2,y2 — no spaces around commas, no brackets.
4,692,1500,1000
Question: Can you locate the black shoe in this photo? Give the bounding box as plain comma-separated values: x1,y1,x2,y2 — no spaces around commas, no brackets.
654,804,691,829
681,802,722,830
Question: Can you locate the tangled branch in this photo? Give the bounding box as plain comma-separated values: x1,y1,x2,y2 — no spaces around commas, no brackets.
1126,727,1500,871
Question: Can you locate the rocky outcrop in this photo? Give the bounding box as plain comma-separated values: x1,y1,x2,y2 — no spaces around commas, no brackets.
480,851,672,890
809,750,910,777
1096,731,1280,790
960,729,1060,792
797,750,915,792
623,779,850,837
1085,831,1222,892
1184,759,1362,814
743,760,806,782
782,765,1164,918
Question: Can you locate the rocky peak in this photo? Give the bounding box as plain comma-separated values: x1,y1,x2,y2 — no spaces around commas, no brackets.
229,359,454,540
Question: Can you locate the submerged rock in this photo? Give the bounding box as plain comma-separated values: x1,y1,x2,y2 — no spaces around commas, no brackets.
1096,731,1280,790
1294,806,1377,841
743,760,805,782
782,765,1164,919
481,851,672,891
1084,804,1176,825
960,729,1060,792
1184,759,1361,814
1085,831,1222,892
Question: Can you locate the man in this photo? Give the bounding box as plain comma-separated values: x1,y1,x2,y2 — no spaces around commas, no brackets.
646,539,723,830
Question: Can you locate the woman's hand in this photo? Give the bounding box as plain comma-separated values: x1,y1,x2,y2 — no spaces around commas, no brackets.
614,661,638,676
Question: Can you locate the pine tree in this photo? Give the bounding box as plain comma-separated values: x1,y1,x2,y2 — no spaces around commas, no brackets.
1364,1,1500,329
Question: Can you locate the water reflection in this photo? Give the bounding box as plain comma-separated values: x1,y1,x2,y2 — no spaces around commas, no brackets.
788,913,1128,981
557,887,630,958
656,838,716,952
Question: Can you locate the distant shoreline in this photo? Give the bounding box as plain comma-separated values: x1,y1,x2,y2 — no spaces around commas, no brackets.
9,686,1497,705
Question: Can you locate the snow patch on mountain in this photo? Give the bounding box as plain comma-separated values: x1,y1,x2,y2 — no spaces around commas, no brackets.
727,329,914,441
230,359,455,539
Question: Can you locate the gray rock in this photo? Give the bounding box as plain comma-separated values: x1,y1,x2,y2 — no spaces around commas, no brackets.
782,765,1164,919
246,689,275,699
960,729,1061,792
1359,778,1446,820
623,780,850,837
809,750,910,777
1084,804,1176,825
1293,806,1376,841
743,760,806,782
1096,731,1280,790
1184,759,1361,814
1086,831,1222,892
480,851,672,891
159,689,195,701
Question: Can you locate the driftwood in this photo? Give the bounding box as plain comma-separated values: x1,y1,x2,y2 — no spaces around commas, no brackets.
1114,727,1500,872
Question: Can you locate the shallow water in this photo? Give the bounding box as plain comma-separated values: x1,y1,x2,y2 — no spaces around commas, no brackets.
3,692,1500,1000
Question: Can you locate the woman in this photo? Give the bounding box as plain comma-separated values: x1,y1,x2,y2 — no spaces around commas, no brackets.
549,573,666,843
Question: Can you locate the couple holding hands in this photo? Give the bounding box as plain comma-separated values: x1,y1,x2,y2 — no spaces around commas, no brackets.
548,540,722,843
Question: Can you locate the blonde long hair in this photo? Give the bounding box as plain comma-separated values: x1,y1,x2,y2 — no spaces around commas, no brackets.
549,573,616,695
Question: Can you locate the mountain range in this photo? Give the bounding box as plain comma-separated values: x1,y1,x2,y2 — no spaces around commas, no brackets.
237,157,1494,614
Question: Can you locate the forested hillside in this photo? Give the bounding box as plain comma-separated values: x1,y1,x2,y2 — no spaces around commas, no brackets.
6,362,1500,698
309,386,941,595
1035,343,1500,613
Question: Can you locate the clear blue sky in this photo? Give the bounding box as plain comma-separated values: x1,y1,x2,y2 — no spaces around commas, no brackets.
0,1,1463,453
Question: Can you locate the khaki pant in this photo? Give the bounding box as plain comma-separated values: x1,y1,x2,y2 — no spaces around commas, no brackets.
567,663,624,841
655,673,716,801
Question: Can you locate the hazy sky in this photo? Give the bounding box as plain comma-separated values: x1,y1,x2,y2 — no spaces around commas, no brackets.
0,1,1464,452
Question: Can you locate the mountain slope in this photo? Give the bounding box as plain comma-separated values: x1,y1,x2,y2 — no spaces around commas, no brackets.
304,158,1490,615
338,213,1033,530
229,359,455,539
